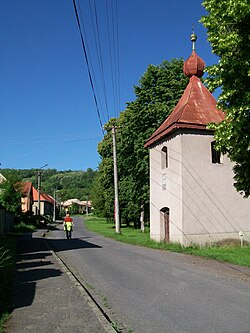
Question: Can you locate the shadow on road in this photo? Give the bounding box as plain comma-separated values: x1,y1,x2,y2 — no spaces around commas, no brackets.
46,238,102,252
11,231,102,311
12,234,61,310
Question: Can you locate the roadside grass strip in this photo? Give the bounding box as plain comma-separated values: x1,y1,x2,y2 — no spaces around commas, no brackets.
84,215,250,267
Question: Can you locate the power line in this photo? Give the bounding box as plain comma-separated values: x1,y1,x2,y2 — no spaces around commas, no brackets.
90,0,110,121
106,0,120,118
75,0,121,123
77,1,106,124
114,0,121,118
72,0,104,135
105,0,117,117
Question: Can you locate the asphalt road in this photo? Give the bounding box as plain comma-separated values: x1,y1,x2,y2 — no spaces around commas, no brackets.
48,217,250,333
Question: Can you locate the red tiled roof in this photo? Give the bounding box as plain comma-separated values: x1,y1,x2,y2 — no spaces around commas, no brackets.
18,182,33,197
32,187,54,204
145,56,225,148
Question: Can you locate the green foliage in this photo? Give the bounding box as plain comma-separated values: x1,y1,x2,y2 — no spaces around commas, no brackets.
0,248,11,269
94,58,188,223
0,225,37,330
12,222,37,234
201,0,250,196
90,172,107,218
0,172,22,216
0,237,16,320
70,202,80,215
1,168,97,202
84,215,150,241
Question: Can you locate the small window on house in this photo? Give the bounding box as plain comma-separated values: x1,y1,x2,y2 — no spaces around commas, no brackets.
161,146,168,169
211,141,222,164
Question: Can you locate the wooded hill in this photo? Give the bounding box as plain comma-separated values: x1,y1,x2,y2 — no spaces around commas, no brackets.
0,168,97,202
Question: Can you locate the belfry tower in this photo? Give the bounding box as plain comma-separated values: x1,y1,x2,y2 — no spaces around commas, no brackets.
145,33,250,245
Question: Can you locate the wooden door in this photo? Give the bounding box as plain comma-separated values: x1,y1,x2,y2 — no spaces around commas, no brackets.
160,207,170,242
164,209,170,242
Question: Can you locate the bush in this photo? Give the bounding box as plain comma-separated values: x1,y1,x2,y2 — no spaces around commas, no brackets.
12,222,36,233
0,237,16,318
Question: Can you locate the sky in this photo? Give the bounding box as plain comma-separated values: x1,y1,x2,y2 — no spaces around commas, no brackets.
0,0,218,171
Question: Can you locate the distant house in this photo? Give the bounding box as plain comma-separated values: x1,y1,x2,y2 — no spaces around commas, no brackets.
20,182,33,214
0,173,6,184
32,187,54,217
63,198,92,214
145,35,250,246
0,173,6,198
1,178,34,215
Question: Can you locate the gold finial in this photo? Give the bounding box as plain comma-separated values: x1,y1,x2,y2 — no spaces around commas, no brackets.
190,25,197,51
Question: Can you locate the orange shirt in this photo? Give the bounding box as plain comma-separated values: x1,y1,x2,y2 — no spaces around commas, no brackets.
64,217,73,223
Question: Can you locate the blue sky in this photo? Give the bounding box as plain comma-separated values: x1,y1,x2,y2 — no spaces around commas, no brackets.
0,0,217,171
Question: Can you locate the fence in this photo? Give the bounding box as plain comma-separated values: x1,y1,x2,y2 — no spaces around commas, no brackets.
0,209,15,235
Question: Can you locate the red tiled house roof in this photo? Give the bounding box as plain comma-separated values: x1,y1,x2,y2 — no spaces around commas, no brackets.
32,187,54,204
19,182,34,213
20,182,33,197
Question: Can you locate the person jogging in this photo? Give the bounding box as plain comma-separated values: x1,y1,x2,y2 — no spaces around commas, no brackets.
63,212,74,239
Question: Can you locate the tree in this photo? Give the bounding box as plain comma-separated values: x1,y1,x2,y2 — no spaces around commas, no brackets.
0,172,22,217
93,118,119,220
1,168,97,202
96,59,188,224
201,0,250,196
90,171,106,217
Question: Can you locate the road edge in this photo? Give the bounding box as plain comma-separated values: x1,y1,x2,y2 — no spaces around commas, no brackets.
43,238,117,333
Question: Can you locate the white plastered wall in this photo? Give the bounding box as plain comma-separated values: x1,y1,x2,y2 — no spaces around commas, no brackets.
180,132,250,245
149,131,250,245
149,134,183,243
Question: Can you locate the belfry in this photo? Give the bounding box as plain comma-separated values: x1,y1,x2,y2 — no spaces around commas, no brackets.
145,33,250,246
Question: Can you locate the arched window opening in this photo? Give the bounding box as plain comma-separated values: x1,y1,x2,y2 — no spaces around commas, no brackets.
161,146,168,169
211,141,222,164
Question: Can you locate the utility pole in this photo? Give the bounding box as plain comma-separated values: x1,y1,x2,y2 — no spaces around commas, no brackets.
37,164,48,222
140,204,145,233
37,171,41,218
53,189,56,222
86,195,89,217
111,126,120,234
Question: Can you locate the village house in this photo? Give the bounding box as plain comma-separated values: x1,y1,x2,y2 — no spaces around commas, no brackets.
0,173,6,184
32,186,54,217
62,198,92,214
20,181,33,214
145,34,250,246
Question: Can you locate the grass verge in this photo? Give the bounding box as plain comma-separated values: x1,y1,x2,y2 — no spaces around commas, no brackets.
11,222,37,234
0,222,37,333
84,215,250,267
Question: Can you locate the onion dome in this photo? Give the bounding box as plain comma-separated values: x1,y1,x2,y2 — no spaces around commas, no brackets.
183,32,205,78
144,31,225,148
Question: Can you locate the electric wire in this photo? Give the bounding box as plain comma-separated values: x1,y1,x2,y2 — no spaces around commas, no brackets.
114,0,121,118
72,0,121,129
105,0,116,116
86,0,108,122
72,0,104,135
91,0,110,121
89,0,120,121
77,1,106,124
110,0,119,118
